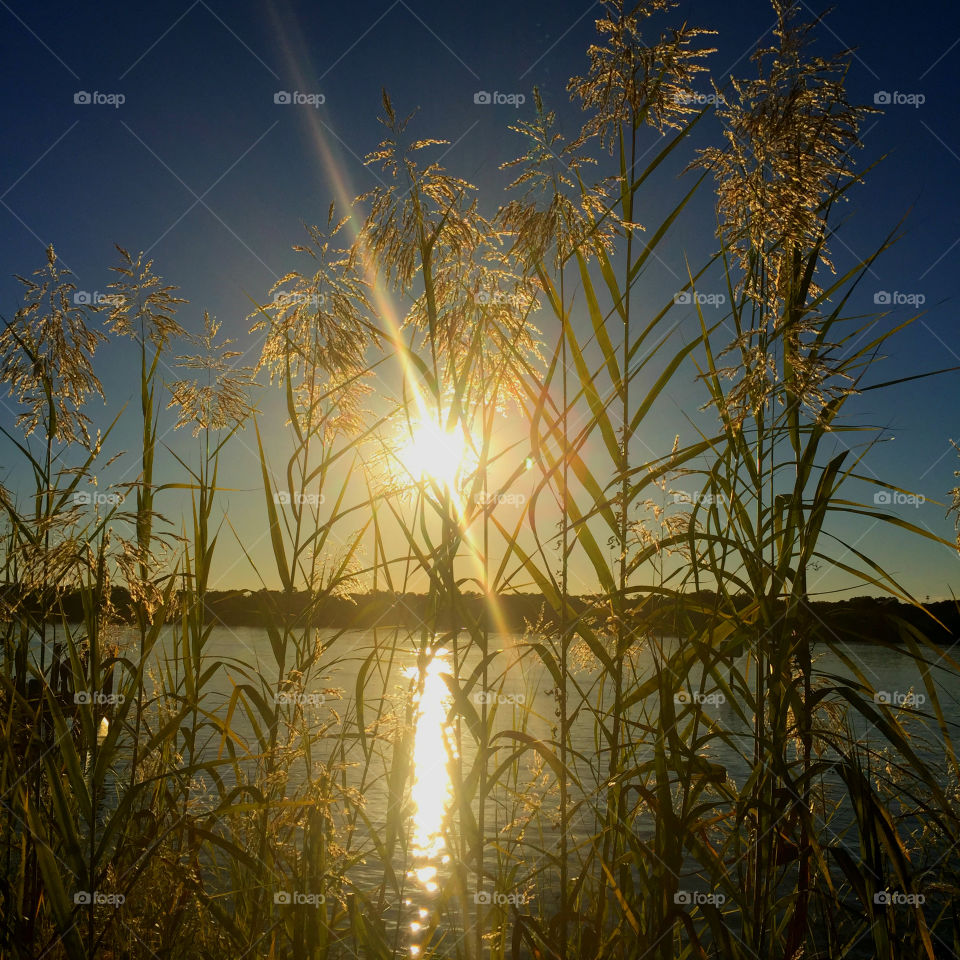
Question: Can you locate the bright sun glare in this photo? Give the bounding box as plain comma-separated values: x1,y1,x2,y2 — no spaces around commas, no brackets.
398,419,469,491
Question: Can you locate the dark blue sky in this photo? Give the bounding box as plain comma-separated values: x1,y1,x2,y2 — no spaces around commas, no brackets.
1,0,959,596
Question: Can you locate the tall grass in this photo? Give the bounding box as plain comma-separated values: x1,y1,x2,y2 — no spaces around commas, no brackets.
2,2,959,959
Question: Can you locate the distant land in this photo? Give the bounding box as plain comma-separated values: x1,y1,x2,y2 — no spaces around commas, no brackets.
7,588,960,647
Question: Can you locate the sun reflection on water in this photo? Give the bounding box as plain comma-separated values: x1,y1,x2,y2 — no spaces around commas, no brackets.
405,647,455,953
409,649,455,860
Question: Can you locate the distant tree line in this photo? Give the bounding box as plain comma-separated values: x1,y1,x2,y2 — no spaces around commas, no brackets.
4,585,958,644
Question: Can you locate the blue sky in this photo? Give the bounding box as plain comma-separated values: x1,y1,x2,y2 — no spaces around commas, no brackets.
1,0,959,597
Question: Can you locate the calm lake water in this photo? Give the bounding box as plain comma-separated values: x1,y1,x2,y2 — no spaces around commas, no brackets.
56,625,960,955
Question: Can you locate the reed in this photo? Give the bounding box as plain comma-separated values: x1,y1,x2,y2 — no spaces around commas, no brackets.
1,3,958,959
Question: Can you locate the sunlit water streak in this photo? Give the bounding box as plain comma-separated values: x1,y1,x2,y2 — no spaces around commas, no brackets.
405,648,456,955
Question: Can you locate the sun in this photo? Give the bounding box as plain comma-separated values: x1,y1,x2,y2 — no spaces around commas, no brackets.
398,418,469,492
